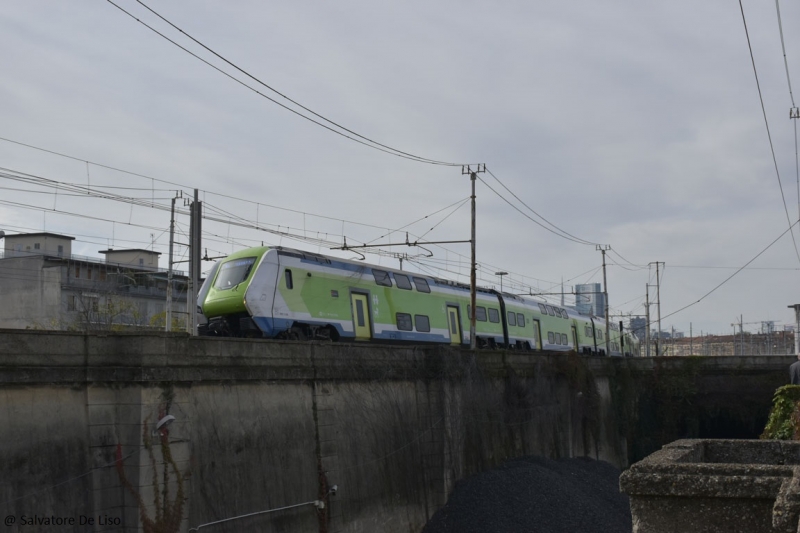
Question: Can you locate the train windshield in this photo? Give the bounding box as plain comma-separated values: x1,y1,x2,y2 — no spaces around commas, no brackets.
214,257,257,290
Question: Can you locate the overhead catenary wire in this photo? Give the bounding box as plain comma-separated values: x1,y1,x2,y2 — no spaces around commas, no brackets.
0,135,454,235
659,219,800,323
775,0,796,108
738,0,800,265
774,0,800,242
0,136,574,292
105,0,467,167
476,175,597,246
485,168,600,246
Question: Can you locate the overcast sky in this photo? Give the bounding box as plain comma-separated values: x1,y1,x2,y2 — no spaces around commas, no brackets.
1,0,799,336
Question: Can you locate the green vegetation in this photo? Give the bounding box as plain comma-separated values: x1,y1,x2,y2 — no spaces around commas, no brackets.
761,385,800,440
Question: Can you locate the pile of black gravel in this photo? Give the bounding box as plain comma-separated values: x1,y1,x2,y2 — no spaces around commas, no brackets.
422,456,631,533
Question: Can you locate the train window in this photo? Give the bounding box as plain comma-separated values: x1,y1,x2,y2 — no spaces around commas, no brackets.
545,305,556,316
476,306,487,322
284,269,293,289
517,313,525,327
396,313,413,331
415,314,431,332
598,331,603,340
488,308,500,323
585,326,592,336
547,332,555,344
560,309,568,319
355,299,366,327
214,257,257,290
507,312,516,326
412,277,431,293
394,274,412,290
372,269,392,287
561,333,568,345
538,303,547,314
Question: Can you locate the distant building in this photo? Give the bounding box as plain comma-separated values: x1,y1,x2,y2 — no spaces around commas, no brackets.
575,283,605,317
0,233,187,331
630,317,647,340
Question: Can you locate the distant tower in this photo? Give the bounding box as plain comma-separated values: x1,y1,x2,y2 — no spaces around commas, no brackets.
575,283,604,317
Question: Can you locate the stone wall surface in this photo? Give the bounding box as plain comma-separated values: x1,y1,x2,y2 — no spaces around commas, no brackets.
0,330,791,532
620,439,800,533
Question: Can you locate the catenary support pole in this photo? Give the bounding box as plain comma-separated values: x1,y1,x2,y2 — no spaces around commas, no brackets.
645,284,651,357
597,245,611,356
656,262,662,352
470,171,477,350
188,189,202,336
166,195,175,332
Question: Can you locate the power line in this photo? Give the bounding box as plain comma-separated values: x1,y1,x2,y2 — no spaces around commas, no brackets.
668,264,800,271
661,219,800,322
364,197,470,244
106,0,466,167
476,175,595,245
774,0,796,108
773,0,800,251
0,139,613,296
485,168,599,246
738,0,800,265
0,135,451,234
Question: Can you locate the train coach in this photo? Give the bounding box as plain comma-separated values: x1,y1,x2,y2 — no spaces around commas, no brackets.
198,245,639,356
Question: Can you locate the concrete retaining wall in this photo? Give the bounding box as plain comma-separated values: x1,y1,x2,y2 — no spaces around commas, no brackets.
0,331,791,532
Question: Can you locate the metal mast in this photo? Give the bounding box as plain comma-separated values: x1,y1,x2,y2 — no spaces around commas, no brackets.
597,245,611,355
463,164,485,350
166,195,176,332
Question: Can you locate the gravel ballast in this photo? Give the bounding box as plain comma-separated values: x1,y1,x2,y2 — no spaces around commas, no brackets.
422,456,632,533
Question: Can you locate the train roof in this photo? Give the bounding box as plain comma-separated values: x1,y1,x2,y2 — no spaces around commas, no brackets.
254,245,590,312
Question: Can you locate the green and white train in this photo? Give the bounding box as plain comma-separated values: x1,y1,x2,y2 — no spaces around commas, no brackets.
198,246,639,356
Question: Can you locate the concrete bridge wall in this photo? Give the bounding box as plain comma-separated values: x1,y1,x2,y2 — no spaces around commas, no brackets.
0,331,790,532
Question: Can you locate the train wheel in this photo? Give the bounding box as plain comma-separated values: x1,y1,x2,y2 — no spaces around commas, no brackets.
288,327,308,341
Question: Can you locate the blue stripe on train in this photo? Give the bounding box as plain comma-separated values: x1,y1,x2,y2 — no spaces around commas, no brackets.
252,316,347,339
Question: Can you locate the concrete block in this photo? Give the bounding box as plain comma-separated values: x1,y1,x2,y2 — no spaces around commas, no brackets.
620,439,800,533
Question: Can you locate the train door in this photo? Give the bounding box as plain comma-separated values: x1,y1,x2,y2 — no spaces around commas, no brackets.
350,293,371,340
532,319,542,350
446,305,461,345
571,325,578,351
